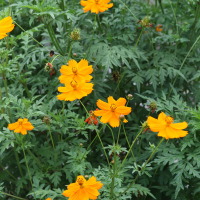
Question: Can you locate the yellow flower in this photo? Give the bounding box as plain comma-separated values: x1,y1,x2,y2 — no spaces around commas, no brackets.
57,79,93,101
0,16,15,39
8,118,34,135
46,198,51,200
63,175,103,200
80,0,113,14
94,96,131,127
147,112,188,139
59,59,93,84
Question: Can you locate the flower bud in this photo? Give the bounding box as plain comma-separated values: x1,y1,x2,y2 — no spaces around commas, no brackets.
112,71,121,82
139,16,151,27
79,143,83,147
119,114,125,122
142,121,149,132
42,116,50,124
111,160,114,164
73,53,77,57
70,28,81,41
84,175,89,179
44,63,52,72
149,101,157,113
127,94,133,100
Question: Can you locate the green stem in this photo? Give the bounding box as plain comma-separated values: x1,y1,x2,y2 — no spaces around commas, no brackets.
47,125,55,150
158,0,164,14
118,0,138,21
168,34,200,99
24,83,31,98
116,124,121,145
96,14,103,33
79,100,111,171
0,163,17,181
113,28,143,96
0,192,28,200
26,149,43,169
87,15,97,58
21,138,37,200
110,153,116,199
138,132,144,156
51,54,67,64
0,87,5,113
115,138,164,199
114,128,143,176
67,41,74,61
122,124,138,169
106,124,115,144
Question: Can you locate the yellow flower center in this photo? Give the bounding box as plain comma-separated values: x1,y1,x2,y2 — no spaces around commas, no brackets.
165,116,173,125
76,177,85,188
94,0,99,4
110,104,117,112
18,119,23,125
72,66,78,74
70,80,78,89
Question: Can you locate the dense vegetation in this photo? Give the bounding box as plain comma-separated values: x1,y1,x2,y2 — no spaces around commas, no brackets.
1,0,200,199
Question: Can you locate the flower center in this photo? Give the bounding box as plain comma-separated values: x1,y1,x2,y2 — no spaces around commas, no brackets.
18,119,23,125
72,66,78,74
70,80,78,89
165,116,173,125
110,104,117,112
76,177,85,188
94,0,99,4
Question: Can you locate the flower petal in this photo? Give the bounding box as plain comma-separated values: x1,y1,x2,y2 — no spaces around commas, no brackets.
158,112,167,123
147,116,166,132
96,99,110,111
8,122,19,130
166,126,188,139
170,122,188,130
100,111,113,124
157,128,169,139
115,106,131,115
107,96,116,105
115,98,126,107
109,112,120,127
20,127,27,135
94,110,109,116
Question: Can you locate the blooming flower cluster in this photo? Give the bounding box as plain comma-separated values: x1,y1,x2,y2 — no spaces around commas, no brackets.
57,59,94,101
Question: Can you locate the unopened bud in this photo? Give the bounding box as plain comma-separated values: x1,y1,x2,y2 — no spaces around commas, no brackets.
127,94,133,100
44,63,52,72
149,101,157,113
111,160,114,164
73,53,77,57
119,114,125,122
84,175,89,179
70,28,81,41
142,121,149,132
42,116,50,124
79,143,83,147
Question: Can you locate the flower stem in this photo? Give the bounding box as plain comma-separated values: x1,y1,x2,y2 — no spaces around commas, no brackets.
114,128,143,177
110,153,116,199
67,41,74,61
87,14,97,58
106,124,115,144
116,124,121,145
21,138,37,200
158,0,164,14
0,163,17,181
115,137,164,199
122,124,138,169
96,14,102,33
118,0,138,21
0,87,5,113
0,192,28,200
47,124,55,150
79,100,111,171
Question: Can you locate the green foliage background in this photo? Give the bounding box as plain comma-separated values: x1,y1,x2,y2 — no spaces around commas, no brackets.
1,0,200,199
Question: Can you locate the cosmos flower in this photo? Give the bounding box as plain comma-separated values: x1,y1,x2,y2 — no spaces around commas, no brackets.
85,109,99,125
0,16,15,39
147,112,188,139
8,118,34,135
156,24,162,32
63,175,103,200
94,96,131,128
80,0,113,14
59,59,93,84
57,79,93,101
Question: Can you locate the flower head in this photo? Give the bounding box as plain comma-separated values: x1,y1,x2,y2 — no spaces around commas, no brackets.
59,59,93,83
46,198,51,200
94,96,131,127
80,0,113,14
57,79,93,101
85,109,99,125
0,16,15,39
63,175,103,200
147,112,188,139
156,24,162,32
8,118,34,135
149,101,157,113
70,28,81,41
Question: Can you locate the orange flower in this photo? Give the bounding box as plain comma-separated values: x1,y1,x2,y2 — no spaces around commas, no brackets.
147,112,188,139
63,175,103,200
94,96,131,128
8,118,34,135
80,0,113,14
0,16,15,39
59,59,93,84
57,79,93,101
85,109,99,125
156,24,162,32
46,198,51,200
